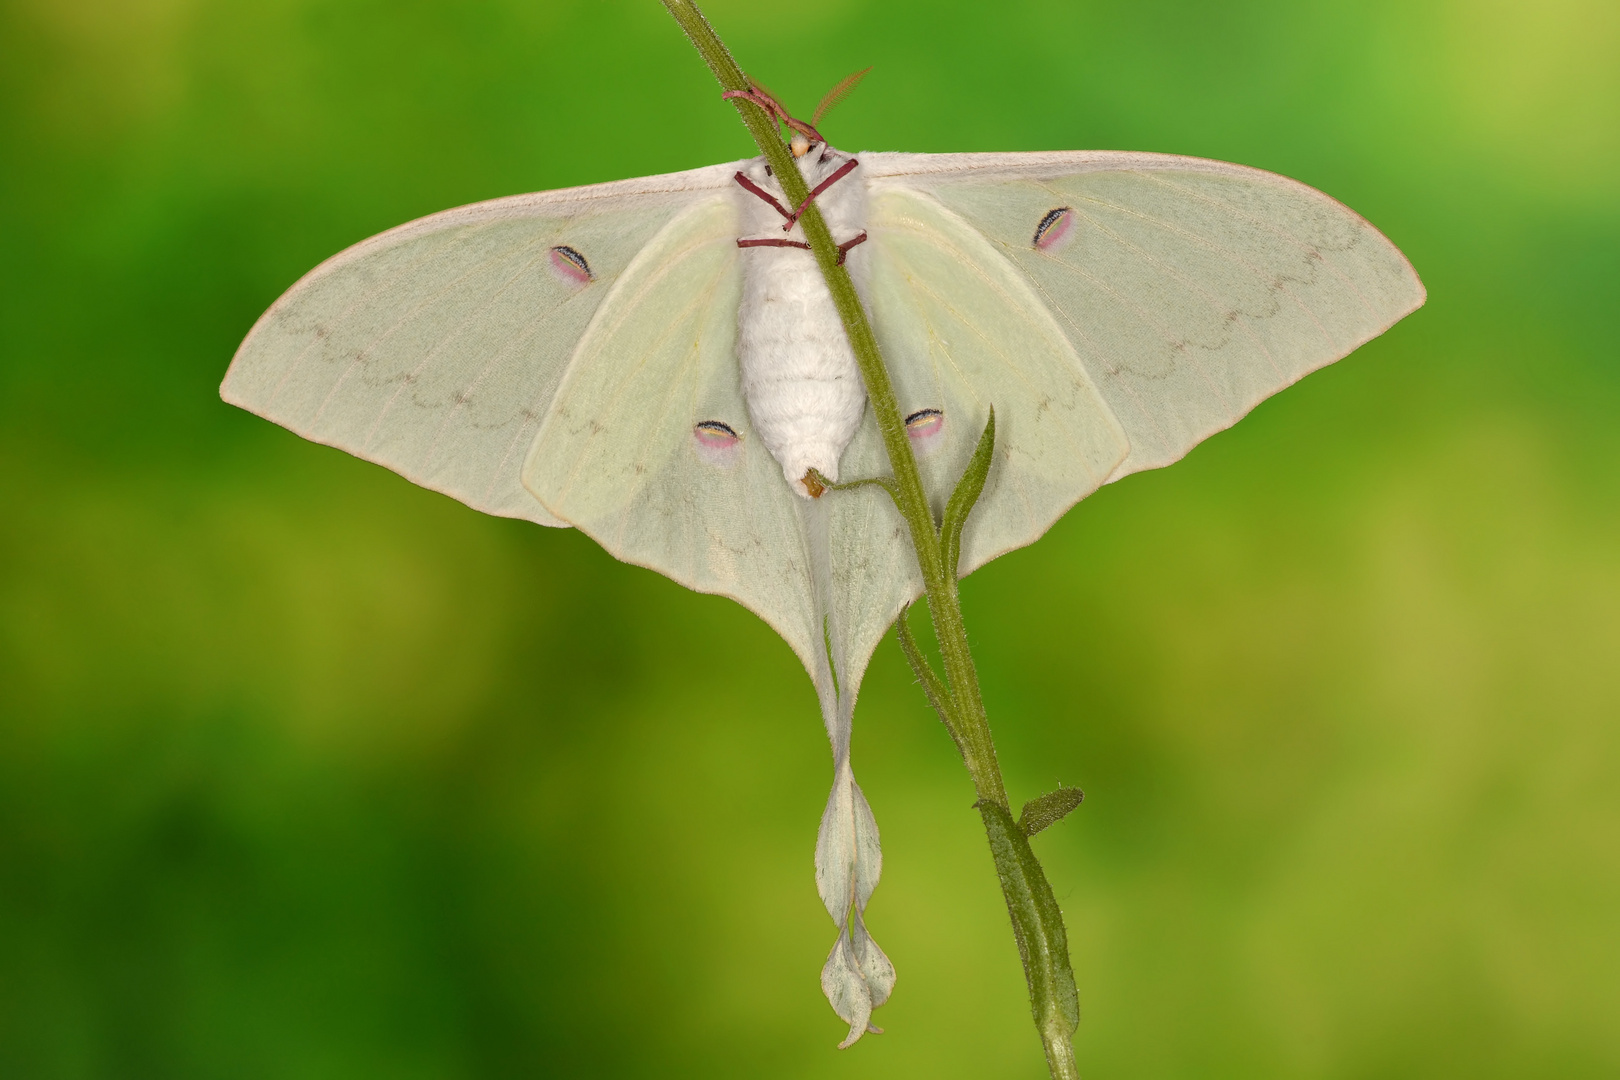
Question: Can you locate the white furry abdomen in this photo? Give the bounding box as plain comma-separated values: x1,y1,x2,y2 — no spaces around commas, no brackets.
734,149,869,497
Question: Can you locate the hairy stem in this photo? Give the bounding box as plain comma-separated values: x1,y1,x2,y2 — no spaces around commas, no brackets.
660,4,1078,1076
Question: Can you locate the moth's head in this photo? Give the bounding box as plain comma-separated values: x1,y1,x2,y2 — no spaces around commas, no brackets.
790,132,812,158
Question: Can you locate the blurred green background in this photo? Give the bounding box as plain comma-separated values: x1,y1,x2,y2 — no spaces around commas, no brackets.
2,0,1616,1076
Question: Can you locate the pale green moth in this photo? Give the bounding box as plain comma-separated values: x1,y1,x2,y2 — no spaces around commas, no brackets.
221,137,1425,1045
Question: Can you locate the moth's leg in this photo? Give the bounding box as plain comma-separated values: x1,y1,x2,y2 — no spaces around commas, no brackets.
734,233,859,262
721,87,824,145
835,231,868,266
737,238,812,252
721,86,781,117
732,171,793,222
782,157,860,231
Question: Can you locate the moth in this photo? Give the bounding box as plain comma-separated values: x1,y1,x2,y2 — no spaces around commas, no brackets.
221,98,1424,1044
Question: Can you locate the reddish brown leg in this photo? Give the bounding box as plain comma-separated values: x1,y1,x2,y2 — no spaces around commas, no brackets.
835,231,868,265
721,86,824,144
721,87,782,118
733,170,793,221
782,156,860,231
737,238,812,252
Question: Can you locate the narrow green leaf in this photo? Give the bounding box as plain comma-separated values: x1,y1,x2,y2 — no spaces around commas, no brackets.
979,800,1081,1041
940,409,996,579
896,604,956,740
1018,786,1085,837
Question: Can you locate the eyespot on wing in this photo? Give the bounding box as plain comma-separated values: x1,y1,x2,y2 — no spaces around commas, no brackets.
693,419,742,467
549,245,594,287
1032,208,1074,251
904,408,945,457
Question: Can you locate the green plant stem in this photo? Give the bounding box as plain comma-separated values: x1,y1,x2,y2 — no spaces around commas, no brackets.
659,0,1007,805
660,4,1078,1077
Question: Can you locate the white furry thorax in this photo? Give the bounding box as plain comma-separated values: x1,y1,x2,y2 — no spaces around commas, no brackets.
733,146,870,498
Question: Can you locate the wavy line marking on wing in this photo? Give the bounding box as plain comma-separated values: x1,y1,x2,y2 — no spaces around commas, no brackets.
1044,200,1294,385
1014,171,1350,351
267,220,515,410
1033,174,1338,358
1130,169,1383,321
306,228,548,428
364,249,552,459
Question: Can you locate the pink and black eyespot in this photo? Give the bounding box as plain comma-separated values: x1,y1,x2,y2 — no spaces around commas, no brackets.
1032,207,1075,251
905,408,945,457
693,420,742,467
549,245,594,288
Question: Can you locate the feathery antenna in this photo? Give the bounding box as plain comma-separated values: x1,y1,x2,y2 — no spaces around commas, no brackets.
812,66,872,127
